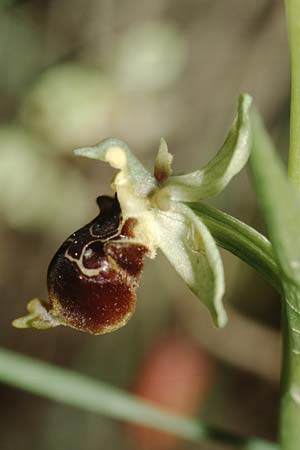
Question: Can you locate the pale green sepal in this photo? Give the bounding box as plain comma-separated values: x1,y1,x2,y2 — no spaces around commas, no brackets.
154,138,173,183
161,93,252,201
154,203,227,327
75,137,156,197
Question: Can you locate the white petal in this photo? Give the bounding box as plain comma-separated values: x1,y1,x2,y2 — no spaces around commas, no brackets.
154,203,227,327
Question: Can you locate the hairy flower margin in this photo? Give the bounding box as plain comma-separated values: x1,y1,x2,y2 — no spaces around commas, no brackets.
13,94,252,334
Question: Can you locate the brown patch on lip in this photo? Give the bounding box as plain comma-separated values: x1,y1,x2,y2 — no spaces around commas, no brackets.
106,242,148,277
46,195,149,334
48,257,135,334
120,218,138,238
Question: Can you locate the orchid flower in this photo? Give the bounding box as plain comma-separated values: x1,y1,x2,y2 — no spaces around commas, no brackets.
13,94,252,334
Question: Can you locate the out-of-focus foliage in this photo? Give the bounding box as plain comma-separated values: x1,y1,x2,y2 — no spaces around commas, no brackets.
113,21,187,93
0,125,91,232
20,64,116,149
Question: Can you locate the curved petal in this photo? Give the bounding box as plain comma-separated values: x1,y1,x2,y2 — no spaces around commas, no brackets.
161,94,252,201
154,203,227,327
75,137,156,198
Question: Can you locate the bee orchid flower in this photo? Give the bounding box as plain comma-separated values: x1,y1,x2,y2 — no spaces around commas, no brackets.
13,94,252,334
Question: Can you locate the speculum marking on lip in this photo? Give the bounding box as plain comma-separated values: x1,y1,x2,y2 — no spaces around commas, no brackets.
46,195,148,334
82,241,106,269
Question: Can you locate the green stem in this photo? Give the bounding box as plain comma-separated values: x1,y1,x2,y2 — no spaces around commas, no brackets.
188,202,281,293
286,0,300,190
250,107,300,450
284,2,300,448
0,347,276,450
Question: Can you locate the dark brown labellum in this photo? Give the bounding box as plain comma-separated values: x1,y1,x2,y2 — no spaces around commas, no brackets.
47,195,148,334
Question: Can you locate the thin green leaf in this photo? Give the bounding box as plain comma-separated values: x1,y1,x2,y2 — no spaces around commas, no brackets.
250,109,300,287
250,106,300,450
250,107,300,358
0,347,276,449
161,93,252,201
154,203,227,327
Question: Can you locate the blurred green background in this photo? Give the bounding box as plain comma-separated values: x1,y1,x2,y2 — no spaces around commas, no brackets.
0,1,288,449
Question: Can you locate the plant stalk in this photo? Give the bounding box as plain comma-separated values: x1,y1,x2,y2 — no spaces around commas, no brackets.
279,298,300,450
283,2,300,449
250,105,300,450
286,0,300,190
